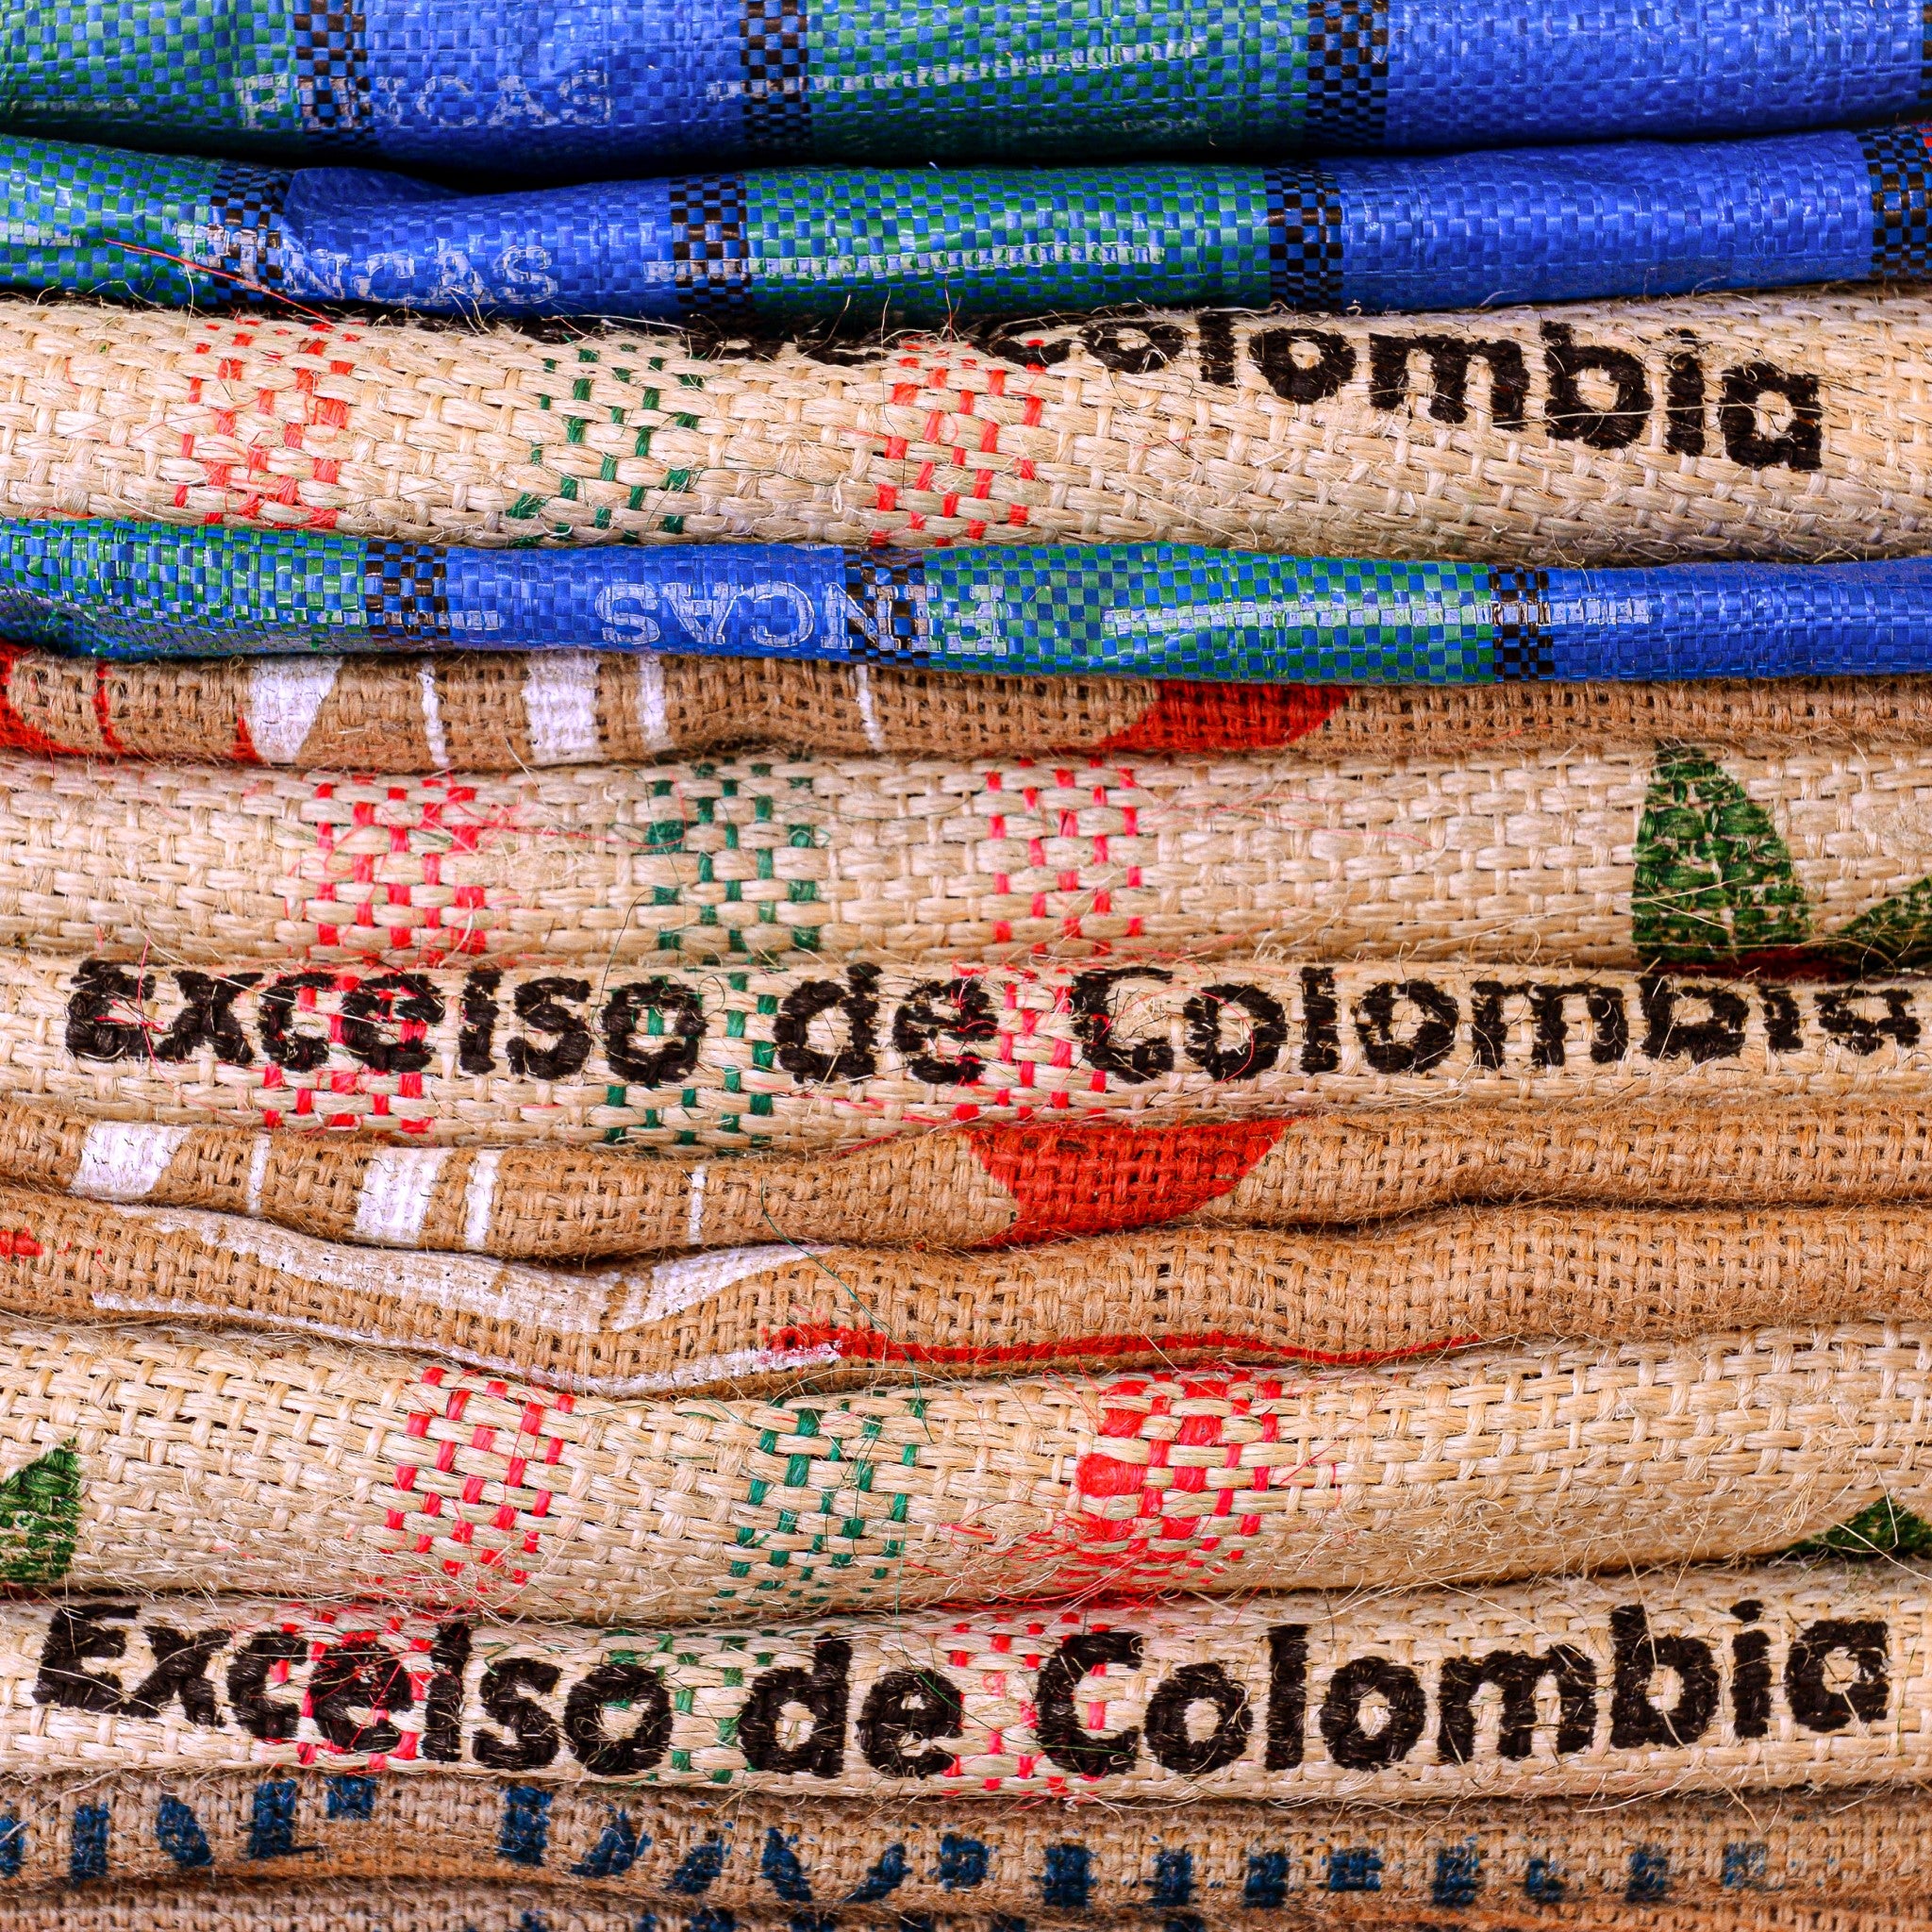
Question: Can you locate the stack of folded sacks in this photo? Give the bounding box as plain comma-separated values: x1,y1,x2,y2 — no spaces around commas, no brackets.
6,8,1932,1932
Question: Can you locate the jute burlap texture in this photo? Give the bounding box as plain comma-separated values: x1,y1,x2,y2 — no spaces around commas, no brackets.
0,290,1918,564
20,651,1932,767
4,742,1932,971
26,958,1932,1146
0,1564,1924,1798
25,1099,1932,1257
0,1317,1921,1611
0,1775,1920,1914
13,1183,1932,1393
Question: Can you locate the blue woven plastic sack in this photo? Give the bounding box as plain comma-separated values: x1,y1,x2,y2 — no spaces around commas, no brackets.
5,0,1930,171
9,519,1932,680
11,121,1932,325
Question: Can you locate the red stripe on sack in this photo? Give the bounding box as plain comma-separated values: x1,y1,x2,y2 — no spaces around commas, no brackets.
1094,683,1351,753
0,650,90,758
965,1117,1291,1245
769,1323,1479,1372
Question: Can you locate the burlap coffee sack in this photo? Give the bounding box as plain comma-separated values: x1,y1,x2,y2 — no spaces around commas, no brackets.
0,1562,1925,1799
0,1316,1919,1611
0,289,1912,566
21,651,1932,768
0,1775,1922,1916
11,1182,1932,1395
28,958,1932,1147
22,1891,1932,1932
8,741,1932,973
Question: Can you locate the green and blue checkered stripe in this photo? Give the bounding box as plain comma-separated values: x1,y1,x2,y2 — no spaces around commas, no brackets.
8,520,1932,682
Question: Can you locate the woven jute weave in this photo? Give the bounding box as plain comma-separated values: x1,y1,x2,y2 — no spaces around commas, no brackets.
0,289,1920,564
26,958,1932,1147
0,1775,1922,1915
23,1098,1932,1259
8,741,1932,972
20,652,1932,768
14,1184,1932,1394
0,1564,1924,1797
0,1317,1919,1611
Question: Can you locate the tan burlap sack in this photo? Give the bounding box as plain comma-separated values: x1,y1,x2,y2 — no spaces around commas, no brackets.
11,1182,1932,1394
19,1887,1932,1932
18,651,1932,770
0,1316,1919,1611
0,1774,1920,1915
25,957,1932,1146
2,741,1929,973
2,289,1922,564
0,1564,1924,1801
23,1097,1932,1258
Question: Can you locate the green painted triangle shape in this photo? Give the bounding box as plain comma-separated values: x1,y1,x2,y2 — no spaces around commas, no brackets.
1787,1494,1932,1561
1823,874,1932,974
1631,744,1811,963
0,1444,81,1584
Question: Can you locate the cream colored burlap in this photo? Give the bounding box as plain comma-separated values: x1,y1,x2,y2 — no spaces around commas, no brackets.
20,652,1932,770
0,1564,1923,1799
0,1317,1924,1611
2,289,1923,563
9,1183,1932,1393
23,958,1932,1145
0,742,1925,969
22,1098,1932,1257
0,1775,1918,1913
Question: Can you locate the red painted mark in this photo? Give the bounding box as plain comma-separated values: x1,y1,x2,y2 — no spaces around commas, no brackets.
0,1229,42,1259
965,1117,1291,1244
1096,684,1352,754
0,651,90,758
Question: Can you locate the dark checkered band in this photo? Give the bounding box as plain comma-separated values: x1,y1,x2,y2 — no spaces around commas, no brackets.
1489,567,1554,681
205,163,293,303
291,3,371,137
666,175,754,311
1303,0,1390,149
362,542,450,640
1861,123,1932,278
841,551,932,658
740,0,811,157
1264,166,1345,308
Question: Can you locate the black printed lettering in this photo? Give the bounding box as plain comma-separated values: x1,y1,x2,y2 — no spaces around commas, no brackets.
563,1662,675,1775
1759,984,1804,1054
1036,1631,1142,1776
1639,978,1749,1064
1369,335,1528,429
1719,362,1823,472
473,1657,562,1771
65,961,154,1062
458,968,503,1074
1354,980,1458,1074
1081,319,1186,375
1785,1619,1890,1733
775,967,881,1085
308,1638,415,1754
505,976,593,1081
1253,326,1357,406
1665,335,1706,456
152,971,259,1066
226,1630,308,1742
34,1604,135,1712
891,977,997,1085
739,1636,852,1777
1609,1607,1720,1748
423,1619,471,1763
1182,983,1288,1082
1197,312,1237,387
257,971,337,1074
1436,1647,1597,1762
1814,986,1921,1056
125,1625,229,1728
1319,1657,1427,1770
1144,1662,1253,1775
1730,1601,1772,1740
1264,1625,1309,1771
602,978,706,1087
1071,968,1175,1085
858,1669,965,1777
1471,981,1628,1071
1298,969,1340,1074
338,972,441,1074
971,322,1074,371
1541,323,1653,450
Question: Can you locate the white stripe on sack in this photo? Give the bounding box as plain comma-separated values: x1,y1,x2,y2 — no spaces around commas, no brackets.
418,661,450,769
684,1161,708,1248
352,1146,453,1246
70,1123,193,1201
523,652,604,764
245,658,341,763
244,1137,270,1219
634,653,672,751
460,1148,501,1254
851,663,884,751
